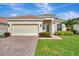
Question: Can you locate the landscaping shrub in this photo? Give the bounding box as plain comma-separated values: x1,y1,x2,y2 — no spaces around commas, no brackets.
55,31,73,36
39,32,44,37
39,32,51,37
44,32,51,37
4,32,11,37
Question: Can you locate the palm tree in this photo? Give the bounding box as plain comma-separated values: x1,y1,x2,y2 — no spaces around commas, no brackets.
62,18,78,31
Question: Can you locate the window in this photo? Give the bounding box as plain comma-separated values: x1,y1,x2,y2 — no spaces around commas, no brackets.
57,24,62,31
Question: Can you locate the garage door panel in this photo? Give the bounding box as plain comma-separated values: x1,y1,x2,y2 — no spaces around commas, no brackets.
12,24,38,35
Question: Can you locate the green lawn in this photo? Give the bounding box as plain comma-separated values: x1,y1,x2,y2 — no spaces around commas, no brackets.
35,35,79,56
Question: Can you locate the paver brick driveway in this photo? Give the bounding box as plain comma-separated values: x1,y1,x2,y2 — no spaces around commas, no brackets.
0,36,38,56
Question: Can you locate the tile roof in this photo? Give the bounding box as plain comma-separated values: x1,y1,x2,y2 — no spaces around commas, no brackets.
0,18,7,23
39,14,55,18
7,15,42,19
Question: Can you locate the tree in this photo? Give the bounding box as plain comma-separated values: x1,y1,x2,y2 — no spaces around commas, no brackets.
62,18,78,31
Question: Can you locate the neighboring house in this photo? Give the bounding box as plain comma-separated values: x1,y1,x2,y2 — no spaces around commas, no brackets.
73,18,79,33
6,14,65,36
73,24,79,33
0,17,7,34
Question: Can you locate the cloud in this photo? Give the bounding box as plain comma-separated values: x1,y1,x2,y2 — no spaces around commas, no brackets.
12,7,23,10
34,3,52,14
9,4,24,10
56,11,79,20
34,3,74,14
53,4,74,11
9,3,16,6
11,14,17,17
34,3,75,16
0,3,24,10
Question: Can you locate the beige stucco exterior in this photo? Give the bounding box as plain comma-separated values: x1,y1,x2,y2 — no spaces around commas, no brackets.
6,17,64,36
7,19,43,36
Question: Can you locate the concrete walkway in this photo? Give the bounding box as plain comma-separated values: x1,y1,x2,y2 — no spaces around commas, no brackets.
51,35,62,39
0,36,38,56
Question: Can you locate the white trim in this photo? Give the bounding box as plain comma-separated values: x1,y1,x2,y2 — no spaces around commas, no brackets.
8,22,42,24
44,18,54,20
52,23,55,34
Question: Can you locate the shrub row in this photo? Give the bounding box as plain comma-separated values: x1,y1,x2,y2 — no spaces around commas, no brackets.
55,31,73,35
39,32,51,37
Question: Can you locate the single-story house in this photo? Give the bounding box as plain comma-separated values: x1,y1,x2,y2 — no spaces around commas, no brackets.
73,18,79,33
0,17,8,34
6,14,66,36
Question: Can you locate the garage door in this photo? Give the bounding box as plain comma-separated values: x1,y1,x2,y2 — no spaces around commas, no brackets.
11,24,39,36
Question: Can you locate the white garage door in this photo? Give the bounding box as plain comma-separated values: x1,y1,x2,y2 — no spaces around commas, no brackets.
11,24,39,36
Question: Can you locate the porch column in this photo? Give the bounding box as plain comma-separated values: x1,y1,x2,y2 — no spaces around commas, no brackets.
51,23,55,34
8,24,12,33
38,23,42,33
51,20,57,34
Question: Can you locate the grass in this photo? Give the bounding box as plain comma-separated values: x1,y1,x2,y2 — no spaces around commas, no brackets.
35,35,79,56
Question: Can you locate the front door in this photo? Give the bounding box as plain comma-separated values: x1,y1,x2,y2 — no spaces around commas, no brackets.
46,25,49,32
43,24,49,32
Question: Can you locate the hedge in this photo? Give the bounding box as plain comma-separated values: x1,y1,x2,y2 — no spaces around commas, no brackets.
55,31,73,35
39,32,51,37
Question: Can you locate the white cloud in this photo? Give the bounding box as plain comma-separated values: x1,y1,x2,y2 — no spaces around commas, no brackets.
11,14,17,17
9,3,16,6
34,3,52,14
34,3,74,14
0,3,24,10
9,4,24,10
53,4,74,11
12,7,23,10
56,11,79,20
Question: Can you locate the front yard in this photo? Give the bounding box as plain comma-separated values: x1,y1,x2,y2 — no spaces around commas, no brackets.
35,35,79,56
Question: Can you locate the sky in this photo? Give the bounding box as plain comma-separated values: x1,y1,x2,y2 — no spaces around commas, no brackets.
0,3,79,20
